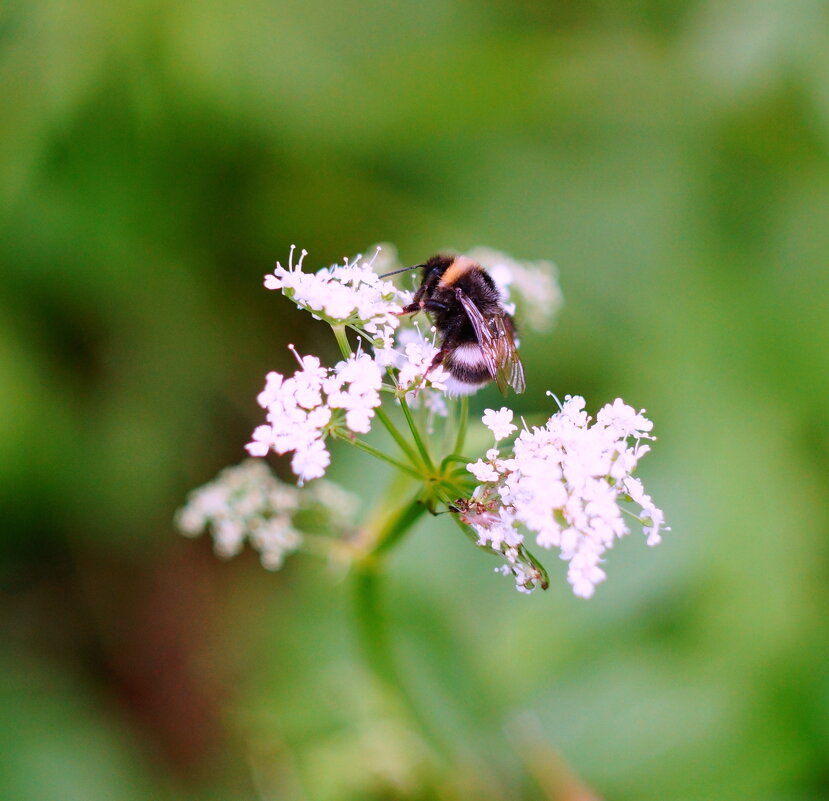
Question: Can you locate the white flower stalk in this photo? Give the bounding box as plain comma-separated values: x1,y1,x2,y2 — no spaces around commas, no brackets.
182,240,670,607
379,326,451,418
262,244,561,411
480,407,518,441
265,245,407,330
467,247,563,332
463,396,668,597
246,348,383,484
176,460,299,568
176,460,359,570
324,352,384,433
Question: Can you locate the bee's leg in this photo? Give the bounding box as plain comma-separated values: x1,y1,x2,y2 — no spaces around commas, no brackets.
425,348,447,376
424,310,485,385
410,347,446,397
423,327,461,379
396,283,428,316
396,299,449,316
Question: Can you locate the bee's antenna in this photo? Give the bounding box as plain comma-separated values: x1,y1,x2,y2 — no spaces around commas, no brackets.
379,264,423,279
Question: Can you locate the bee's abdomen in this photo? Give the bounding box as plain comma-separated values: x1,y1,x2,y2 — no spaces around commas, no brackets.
445,342,491,386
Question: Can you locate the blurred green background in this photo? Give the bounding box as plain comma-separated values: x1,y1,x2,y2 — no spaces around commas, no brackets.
3,0,829,799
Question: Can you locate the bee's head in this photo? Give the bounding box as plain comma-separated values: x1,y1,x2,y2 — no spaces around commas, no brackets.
421,254,454,286
380,254,453,284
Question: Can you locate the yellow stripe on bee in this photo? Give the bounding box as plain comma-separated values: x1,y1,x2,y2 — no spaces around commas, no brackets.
439,256,476,287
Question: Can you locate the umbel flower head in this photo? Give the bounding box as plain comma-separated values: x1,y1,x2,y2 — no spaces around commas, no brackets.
176,459,359,570
246,348,383,484
248,244,561,485
264,245,407,331
262,243,562,392
463,397,668,597
176,459,357,570
180,243,666,599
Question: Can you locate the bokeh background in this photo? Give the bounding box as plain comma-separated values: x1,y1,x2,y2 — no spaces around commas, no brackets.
3,0,829,799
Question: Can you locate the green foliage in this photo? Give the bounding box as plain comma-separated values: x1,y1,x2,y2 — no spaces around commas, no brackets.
3,0,829,798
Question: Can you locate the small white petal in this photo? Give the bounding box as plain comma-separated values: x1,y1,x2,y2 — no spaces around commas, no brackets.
467,459,500,483
481,407,517,441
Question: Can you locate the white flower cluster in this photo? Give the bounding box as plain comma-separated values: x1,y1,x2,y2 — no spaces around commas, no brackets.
176,459,302,569
176,460,359,569
377,326,451,418
246,349,383,484
261,245,564,416
467,247,563,332
263,243,452,404
265,245,407,332
464,398,668,597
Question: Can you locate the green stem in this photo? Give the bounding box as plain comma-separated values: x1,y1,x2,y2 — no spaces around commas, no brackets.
349,494,447,756
621,505,650,526
399,394,435,473
351,558,447,760
339,434,422,479
440,454,473,471
368,494,429,557
375,407,423,470
346,323,378,348
332,324,352,359
453,395,469,456
521,545,551,590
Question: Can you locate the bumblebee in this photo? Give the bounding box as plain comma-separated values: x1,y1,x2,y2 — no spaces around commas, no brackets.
394,254,525,396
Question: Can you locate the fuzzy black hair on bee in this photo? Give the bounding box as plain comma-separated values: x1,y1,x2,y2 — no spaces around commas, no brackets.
396,254,525,396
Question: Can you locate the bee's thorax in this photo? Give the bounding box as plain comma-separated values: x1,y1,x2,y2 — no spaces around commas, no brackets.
439,256,477,287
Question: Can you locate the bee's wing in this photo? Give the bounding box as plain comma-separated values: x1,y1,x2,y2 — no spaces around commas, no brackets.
454,289,499,380
491,313,526,395
455,289,525,396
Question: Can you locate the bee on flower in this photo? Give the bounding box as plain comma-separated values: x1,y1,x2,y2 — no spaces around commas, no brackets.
181,243,666,599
